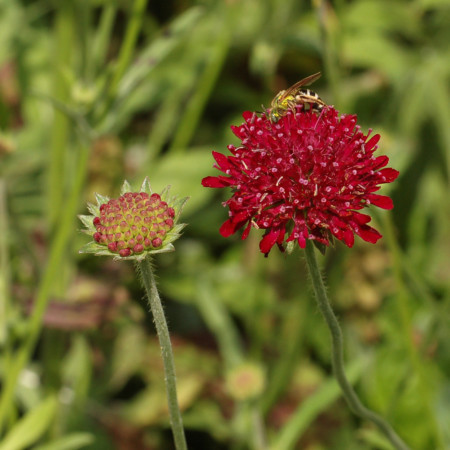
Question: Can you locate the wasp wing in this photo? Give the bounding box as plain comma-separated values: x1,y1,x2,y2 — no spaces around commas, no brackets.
283,72,322,97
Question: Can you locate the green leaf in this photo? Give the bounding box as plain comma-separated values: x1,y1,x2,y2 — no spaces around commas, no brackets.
271,359,366,450
313,239,327,255
343,1,420,38
61,336,92,402
77,215,94,230
358,428,397,450
140,177,152,194
116,7,205,100
172,223,188,234
94,192,110,206
78,241,102,254
149,243,175,255
34,433,94,450
86,202,100,217
159,184,172,201
343,32,413,78
172,197,190,221
120,180,132,195
0,396,58,450
109,327,147,390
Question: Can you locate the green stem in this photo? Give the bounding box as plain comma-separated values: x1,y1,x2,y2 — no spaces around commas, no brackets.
48,2,75,229
168,18,230,154
91,4,117,76
0,143,90,434
251,406,267,450
108,0,148,99
94,0,148,124
304,240,410,450
261,299,306,414
0,179,11,381
196,277,243,369
137,258,187,450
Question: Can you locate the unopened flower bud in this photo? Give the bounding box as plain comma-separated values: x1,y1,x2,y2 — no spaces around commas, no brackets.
225,362,266,401
79,178,188,261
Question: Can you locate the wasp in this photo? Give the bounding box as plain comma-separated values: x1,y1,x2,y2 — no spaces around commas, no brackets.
268,72,326,122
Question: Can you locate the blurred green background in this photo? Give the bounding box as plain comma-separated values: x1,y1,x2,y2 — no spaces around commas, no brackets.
0,0,449,449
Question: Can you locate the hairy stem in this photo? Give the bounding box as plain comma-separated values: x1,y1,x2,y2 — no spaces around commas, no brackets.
304,240,410,450
137,258,187,450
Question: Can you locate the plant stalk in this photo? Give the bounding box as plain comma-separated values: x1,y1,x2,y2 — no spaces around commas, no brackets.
137,257,188,450
108,0,148,100
304,240,410,450
0,143,90,434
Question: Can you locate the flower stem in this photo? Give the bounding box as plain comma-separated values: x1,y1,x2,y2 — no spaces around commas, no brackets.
108,0,148,101
137,257,188,450
48,2,74,229
304,240,410,450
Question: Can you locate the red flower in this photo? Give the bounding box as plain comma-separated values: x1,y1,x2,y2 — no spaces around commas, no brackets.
202,106,399,255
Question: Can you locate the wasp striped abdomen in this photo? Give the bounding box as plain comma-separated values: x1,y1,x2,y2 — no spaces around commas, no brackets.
295,88,326,112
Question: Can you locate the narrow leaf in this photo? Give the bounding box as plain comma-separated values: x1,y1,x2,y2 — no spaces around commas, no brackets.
78,215,94,230
0,396,58,450
120,180,132,195
94,193,110,206
140,177,152,194
34,433,94,450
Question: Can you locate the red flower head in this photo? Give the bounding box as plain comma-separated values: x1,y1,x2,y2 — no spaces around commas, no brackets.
202,106,399,255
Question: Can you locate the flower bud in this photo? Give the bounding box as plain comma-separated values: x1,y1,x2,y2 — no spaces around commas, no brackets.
79,178,188,261
225,362,266,401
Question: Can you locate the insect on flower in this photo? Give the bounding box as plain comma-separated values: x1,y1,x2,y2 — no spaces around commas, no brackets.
268,72,326,122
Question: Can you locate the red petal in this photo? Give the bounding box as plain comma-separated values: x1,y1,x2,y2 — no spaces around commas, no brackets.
242,111,255,121
231,125,246,139
259,229,279,254
212,151,233,171
367,194,394,210
377,168,399,182
342,229,354,247
331,216,348,229
219,212,250,237
297,234,306,248
372,155,389,169
355,225,382,244
219,219,236,237
241,221,252,240
365,134,380,151
291,226,308,249
352,212,372,225
202,176,230,188
276,225,286,244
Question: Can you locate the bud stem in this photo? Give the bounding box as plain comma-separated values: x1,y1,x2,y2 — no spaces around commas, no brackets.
304,240,410,450
137,257,188,450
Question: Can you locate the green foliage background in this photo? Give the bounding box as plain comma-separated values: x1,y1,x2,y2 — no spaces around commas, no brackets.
0,0,449,449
